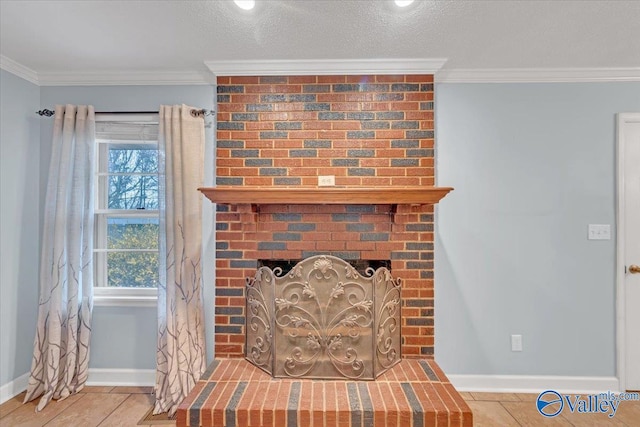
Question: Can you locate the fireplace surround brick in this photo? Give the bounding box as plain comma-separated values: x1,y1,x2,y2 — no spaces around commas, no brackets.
214,74,437,359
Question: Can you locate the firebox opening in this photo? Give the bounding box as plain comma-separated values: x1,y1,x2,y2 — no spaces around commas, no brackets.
258,258,391,275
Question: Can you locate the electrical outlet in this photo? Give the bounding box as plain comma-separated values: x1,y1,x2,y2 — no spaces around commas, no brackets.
511,334,523,352
318,175,335,186
588,224,611,240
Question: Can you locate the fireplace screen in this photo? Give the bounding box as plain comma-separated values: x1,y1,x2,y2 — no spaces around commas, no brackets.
245,255,401,380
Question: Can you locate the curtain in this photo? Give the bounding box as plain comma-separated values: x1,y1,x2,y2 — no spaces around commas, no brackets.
24,105,96,411
154,105,207,415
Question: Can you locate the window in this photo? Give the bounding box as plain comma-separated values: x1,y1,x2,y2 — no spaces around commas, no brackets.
94,115,160,306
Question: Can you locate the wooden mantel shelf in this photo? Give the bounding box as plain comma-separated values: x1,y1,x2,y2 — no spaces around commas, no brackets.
198,186,453,206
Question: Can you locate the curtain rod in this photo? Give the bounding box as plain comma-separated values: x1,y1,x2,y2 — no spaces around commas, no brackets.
35,108,215,118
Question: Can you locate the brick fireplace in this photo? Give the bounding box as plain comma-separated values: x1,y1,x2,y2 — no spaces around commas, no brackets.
177,74,473,426
212,74,438,359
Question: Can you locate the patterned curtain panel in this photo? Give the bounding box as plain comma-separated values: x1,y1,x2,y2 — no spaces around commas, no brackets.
154,105,207,415
24,105,96,411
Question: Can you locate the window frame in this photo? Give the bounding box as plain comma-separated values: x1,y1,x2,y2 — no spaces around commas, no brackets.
93,113,160,307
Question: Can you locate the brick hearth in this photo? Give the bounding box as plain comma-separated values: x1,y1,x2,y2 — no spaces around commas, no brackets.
177,359,472,427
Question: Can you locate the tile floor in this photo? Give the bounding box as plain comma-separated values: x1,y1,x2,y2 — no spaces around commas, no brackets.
1,387,639,426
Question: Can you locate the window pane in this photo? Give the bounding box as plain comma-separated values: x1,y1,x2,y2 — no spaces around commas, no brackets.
108,175,158,209
109,146,158,173
107,251,158,288
107,217,159,249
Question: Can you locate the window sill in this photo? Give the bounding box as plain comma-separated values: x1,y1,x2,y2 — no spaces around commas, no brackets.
93,288,158,307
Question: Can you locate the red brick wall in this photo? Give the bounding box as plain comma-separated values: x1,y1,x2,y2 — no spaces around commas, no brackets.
214,75,435,359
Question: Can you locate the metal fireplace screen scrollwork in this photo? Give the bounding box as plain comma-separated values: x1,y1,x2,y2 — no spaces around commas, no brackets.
245,255,402,380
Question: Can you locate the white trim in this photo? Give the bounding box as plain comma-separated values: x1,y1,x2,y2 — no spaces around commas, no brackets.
94,287,158,307
437,67,640,83
0,55,39,85
616,113,640,392
87,368,155,386
0,372,29,404
37,70,215,86
448,374,621,394
205,58,448,76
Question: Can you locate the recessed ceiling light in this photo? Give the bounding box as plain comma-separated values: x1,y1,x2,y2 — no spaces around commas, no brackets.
394,0,415,7
234,0,255,10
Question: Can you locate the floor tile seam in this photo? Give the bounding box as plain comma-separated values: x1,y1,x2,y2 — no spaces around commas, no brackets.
497,400,524,427
96,392,136,427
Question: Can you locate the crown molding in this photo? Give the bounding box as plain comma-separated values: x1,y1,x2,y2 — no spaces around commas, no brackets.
37,70,215,86
0,55,39,85
205,58,449,76
437,67,640,83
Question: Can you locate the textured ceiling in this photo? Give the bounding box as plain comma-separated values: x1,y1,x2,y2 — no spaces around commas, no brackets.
1,0,639,76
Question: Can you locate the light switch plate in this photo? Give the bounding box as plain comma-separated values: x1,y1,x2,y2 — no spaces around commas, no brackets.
588,224,611,240
511,334,523,352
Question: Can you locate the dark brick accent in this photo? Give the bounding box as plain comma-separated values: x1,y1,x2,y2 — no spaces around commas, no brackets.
214,325,243,334
231,113,259,121
421,308,434,317
421,252,434,260
273,232,301,241
332,159,359,167
407,148,434,157
421,270,434,279
230,316,245,325
375,93,404,101
391,139,419,148
275,122,302,130
288,94,316,102
261,94,286,103
231,149,259,158
362,121,390,129
361,83,389,92
273,213,302,221
274,177,301,185
214,306,243,315
259,167,287,176
230,260,258,269
216,241,229,249
304,103,330,111
304,139,331,148
391,121,419,129
247,104,273,112
346,223,374,232
391,83,420,91
407,242,434,250
333,84,360,92
406,318,433,326
217,94,230,103
215,222,228,230
420,83,435,91
217,85,243,93
257,241,287,250
376,111,404,120
347,149,375,158
319,112,346,120
347,131,375,139
347,112,375,120
216,250,243,259
331,213,360,222
361,233,390,241
217,140,245,148
245,158,273,166
216,177,243,185
260,131,288,139
405,299,432,307
216,204,230,212
260,76,287,83
391,158,419,167
420,102,435,110
421,346,435,355
302,84,330,93
348,167,375,176
288,223,316,232
420,214,434,222
406,131,434,139
217,122,244,130
215,288,244,296
406,223,434,231
391,251,420,260
290,149,317,157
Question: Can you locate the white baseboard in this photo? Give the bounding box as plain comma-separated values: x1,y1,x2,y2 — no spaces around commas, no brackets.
448,374,621,394
87,368,155,386
0,372,29,404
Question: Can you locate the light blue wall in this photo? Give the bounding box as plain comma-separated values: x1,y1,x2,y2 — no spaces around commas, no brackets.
40,85,216,370
0,70,41,386
435,82,640,376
